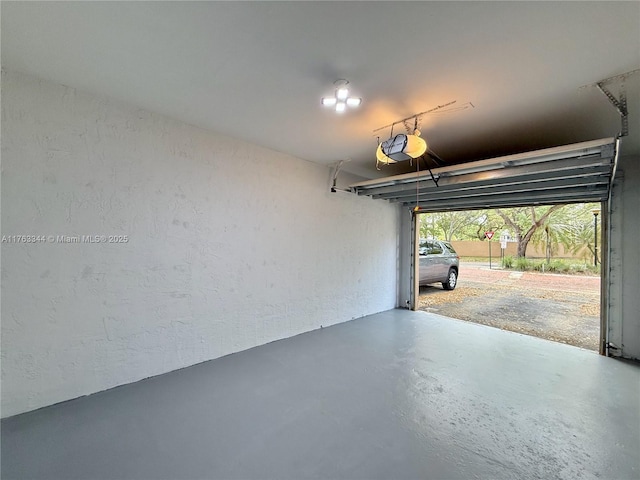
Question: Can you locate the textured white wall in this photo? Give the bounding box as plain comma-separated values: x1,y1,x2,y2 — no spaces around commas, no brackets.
608,154,640,360
1,71,399,417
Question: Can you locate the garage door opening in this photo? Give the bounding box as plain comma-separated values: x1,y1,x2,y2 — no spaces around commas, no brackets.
350,137,619,355
416,205,602,351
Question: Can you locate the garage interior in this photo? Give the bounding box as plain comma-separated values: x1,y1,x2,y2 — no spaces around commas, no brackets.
2,2,639,479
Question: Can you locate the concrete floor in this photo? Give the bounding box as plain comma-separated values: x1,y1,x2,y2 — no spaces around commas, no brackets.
2,310,639,480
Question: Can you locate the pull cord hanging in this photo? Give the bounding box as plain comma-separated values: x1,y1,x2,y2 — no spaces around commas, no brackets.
414,152,421,212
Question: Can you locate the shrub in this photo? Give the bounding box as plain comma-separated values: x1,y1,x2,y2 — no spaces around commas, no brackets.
548,260,571,273
501,256,600,276
502,256,514,269
586,264,600,275
532,261,545,272
515,257,530,271
570,263,587,274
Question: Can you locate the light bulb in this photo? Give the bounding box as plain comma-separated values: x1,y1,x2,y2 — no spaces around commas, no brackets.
322,97,337,107
335,102,346,113
346,97,362,107
336,88,349,100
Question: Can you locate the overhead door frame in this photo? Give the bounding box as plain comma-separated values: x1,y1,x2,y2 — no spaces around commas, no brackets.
351,138,616,210
352,138,619,356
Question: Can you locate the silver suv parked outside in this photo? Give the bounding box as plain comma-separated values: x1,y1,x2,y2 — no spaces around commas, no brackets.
419,240,460,290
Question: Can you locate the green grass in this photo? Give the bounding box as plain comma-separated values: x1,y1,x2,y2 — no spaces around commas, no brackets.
459,256,493,262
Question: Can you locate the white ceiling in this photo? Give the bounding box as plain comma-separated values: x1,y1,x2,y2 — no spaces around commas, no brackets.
2,1,639,179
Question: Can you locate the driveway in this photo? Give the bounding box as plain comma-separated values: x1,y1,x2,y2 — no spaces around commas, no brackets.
418,261,600,351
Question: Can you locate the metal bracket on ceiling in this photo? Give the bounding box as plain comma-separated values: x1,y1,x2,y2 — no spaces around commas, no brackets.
596,82,629,137
586,69,639,138
330,159,353,193
403,117,420,135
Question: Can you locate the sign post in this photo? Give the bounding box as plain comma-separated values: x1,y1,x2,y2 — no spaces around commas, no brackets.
485,231,495,269
499,231,510,267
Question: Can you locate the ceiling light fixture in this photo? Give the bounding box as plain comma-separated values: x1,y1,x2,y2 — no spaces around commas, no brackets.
321,79,362,113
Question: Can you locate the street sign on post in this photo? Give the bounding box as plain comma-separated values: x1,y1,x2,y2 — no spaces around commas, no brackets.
485,231,494,268
499,231,509,265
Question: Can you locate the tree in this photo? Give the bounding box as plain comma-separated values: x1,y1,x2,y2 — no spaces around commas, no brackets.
419,211,487,241
554,203,601,263
419,203,600,262
495,205,566,258
474,210,505,241
566,221,599,262
531,208,573,262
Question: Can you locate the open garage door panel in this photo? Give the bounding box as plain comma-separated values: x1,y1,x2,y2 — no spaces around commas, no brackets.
350,138,617,210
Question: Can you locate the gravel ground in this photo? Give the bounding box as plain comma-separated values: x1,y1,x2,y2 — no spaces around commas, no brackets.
418,263,601,351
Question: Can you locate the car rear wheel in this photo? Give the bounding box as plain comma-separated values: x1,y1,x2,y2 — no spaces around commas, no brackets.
442,269,457,290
